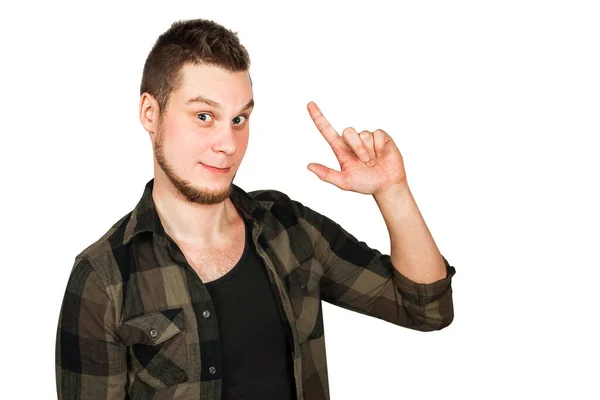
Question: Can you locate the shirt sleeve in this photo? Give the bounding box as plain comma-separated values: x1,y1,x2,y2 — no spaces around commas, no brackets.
293,199,456,332
56,256,127,399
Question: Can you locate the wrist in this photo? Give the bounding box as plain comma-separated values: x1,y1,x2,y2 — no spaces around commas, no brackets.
373,181,411,202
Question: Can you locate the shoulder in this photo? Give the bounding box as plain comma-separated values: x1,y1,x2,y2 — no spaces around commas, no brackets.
246,188,308,218
70,211,133,282
245,188,329,234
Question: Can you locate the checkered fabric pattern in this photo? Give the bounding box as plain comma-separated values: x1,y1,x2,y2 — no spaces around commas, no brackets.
56,179,456,399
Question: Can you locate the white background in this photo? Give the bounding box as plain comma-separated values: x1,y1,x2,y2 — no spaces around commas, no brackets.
1,0,599,399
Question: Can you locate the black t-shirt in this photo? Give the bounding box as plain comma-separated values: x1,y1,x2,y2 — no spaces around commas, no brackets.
205,218,296,400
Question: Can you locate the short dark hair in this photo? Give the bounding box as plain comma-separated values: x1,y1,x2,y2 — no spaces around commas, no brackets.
140,19,251,116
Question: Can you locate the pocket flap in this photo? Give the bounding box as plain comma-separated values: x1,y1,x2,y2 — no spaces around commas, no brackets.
119,307,185,346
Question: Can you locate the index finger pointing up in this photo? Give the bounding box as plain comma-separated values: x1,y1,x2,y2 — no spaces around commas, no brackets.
307,101,339,145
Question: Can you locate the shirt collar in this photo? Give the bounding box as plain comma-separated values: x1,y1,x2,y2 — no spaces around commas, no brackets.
123,178,274,245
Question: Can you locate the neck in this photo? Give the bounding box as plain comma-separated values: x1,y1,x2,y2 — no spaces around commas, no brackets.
151,176,240,247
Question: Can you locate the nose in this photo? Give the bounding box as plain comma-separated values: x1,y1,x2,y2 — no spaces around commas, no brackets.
212,125,238,155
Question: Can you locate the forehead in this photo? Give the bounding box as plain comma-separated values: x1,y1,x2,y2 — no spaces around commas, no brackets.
173,63,252,107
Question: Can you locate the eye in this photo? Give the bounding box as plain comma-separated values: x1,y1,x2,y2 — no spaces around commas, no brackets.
197,113,213,122
232,115,247,125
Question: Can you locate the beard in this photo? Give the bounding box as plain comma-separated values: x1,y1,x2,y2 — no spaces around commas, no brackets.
153,121,235,205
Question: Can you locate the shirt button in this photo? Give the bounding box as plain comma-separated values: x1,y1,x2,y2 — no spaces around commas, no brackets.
209,366,217,375
203,310,211,318
300,283,307,289
149,328,158,338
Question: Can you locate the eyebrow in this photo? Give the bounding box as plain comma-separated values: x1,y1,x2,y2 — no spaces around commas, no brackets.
185,95,254,113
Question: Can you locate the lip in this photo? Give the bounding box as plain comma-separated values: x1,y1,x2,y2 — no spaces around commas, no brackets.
200,162,231,173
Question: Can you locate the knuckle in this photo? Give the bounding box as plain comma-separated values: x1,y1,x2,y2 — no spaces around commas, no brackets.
342,127,355,137
319,122,330,131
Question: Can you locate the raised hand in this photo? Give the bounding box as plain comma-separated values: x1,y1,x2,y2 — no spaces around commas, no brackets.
306,101,408,196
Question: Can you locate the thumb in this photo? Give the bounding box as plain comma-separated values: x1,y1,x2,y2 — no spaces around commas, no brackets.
307,163,346,189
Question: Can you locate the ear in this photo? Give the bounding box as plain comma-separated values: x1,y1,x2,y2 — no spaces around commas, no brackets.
139,93,161,139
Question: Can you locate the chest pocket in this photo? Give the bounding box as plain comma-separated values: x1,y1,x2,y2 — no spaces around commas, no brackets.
119,307,188,389
285,256,325,344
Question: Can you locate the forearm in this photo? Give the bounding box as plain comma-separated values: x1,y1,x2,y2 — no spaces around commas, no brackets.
373,182,447,284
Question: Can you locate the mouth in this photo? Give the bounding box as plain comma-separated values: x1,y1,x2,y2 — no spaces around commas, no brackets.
200,162,231,173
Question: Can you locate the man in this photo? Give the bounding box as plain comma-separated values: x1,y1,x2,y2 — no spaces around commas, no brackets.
56,18,456,400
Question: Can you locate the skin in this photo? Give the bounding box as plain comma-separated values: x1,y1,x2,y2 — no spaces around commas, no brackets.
139,63,253,247
306,103,447,283
138,62,445,283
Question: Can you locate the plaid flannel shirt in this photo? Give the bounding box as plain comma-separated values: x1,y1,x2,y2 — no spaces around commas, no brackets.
56,178,456,399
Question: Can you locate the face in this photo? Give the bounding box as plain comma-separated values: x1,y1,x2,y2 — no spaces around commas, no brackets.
152,63,253,205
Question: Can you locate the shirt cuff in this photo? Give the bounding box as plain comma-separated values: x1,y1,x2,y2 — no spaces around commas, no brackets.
392,255,456,306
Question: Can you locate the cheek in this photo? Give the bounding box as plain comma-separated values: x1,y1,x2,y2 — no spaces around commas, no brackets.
239,134,249,151
236,130,250,155
162,126,208,164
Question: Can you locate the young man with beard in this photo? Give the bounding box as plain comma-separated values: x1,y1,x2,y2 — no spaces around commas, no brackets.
56,18,456,400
